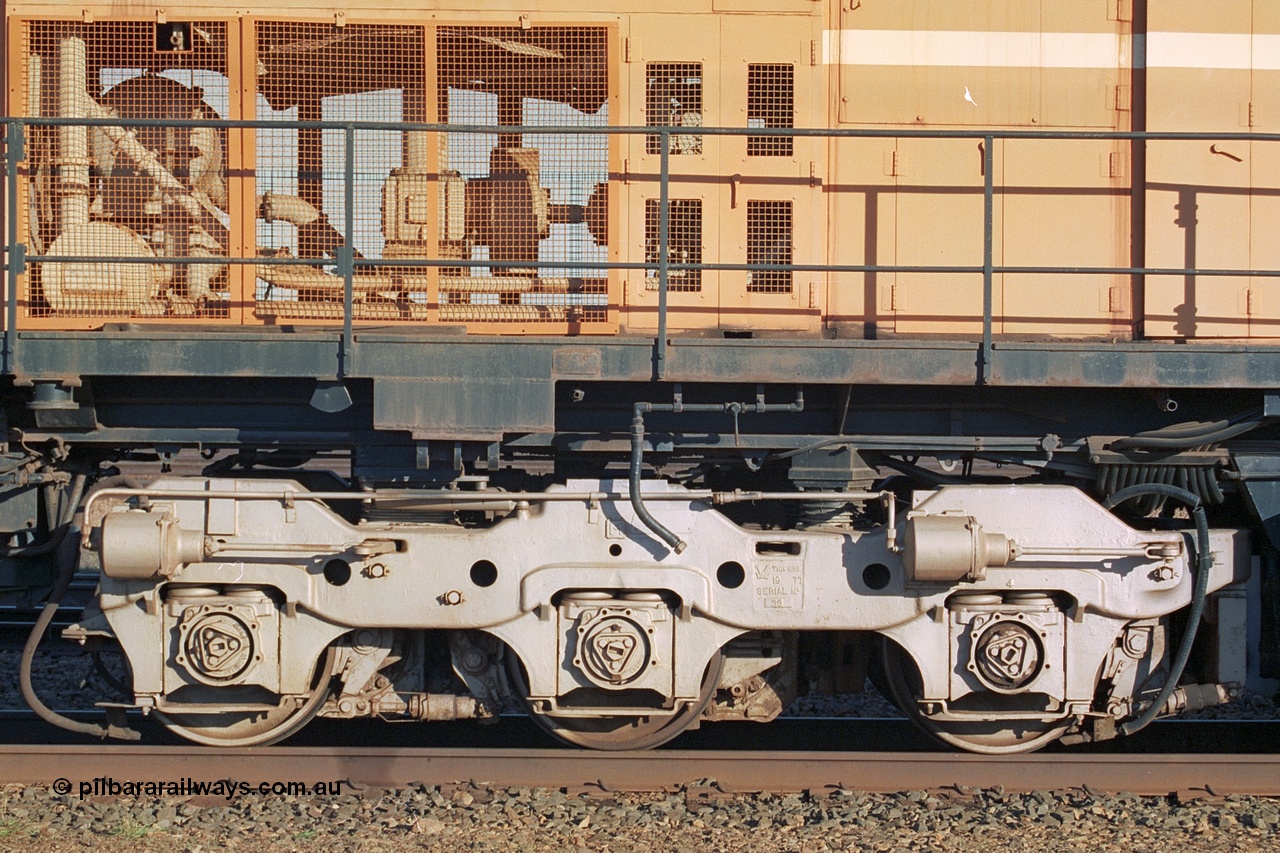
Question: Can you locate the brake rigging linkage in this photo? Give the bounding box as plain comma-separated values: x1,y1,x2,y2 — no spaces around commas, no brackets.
630,386,805,553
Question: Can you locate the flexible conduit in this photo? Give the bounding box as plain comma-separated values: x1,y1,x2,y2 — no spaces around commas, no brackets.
1101,483,1212,737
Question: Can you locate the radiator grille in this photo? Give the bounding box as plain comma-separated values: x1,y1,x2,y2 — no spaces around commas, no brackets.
747,64,794,158
19,20,230,320
646,63,703,156
253,22,428,322
435,26,610,325
746,200,793,293
645,199,703,292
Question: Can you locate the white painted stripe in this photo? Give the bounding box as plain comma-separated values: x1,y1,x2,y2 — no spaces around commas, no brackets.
1148,32,1280,70
823,30,1280,71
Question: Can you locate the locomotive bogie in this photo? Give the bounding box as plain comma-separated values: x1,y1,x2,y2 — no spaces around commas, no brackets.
83,476,1247,747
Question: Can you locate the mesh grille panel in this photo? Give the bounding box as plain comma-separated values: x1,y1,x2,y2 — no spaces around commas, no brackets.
746,200,793,293
646,63,702,155
436,26,610,325
253,23,428,321
645,199,702,292
747,64,794,158
20,20,231,320
14,20,614,332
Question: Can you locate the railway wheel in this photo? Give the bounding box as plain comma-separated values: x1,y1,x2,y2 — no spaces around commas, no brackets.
154,647,337,747
879,639,1069,755
507,651,723,750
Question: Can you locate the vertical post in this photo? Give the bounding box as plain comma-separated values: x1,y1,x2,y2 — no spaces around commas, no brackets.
339,124,355,378
1130,0,1148,338
981,134,994,385
5,119,24,376
656,130,670,381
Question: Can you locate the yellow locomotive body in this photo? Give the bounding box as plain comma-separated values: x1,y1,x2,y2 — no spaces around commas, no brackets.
4,0,1276,338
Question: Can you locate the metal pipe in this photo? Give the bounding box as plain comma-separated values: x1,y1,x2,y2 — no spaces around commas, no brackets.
20,471,139,741
83,481,888,549
981,134,994,384
631,405,686,554
341,124,355,378
656,130,670,380
57,37,90,230
4,119,22,374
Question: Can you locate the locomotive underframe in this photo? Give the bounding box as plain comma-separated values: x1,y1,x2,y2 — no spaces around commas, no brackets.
1,330,1276,751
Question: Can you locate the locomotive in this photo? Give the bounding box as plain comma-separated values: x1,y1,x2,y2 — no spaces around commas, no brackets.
1,0,1278,752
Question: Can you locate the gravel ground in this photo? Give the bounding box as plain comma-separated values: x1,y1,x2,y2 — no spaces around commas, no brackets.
0,647,131,713
0,780,1278,851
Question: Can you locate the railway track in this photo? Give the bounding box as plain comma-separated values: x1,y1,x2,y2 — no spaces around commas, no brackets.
3,745,1280,798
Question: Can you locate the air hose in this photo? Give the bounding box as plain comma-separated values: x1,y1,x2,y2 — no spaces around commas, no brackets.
630,405,687,554
1101,483,1212,737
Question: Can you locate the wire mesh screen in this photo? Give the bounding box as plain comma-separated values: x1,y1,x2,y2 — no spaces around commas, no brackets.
252,23,428,321
747,64,794,158
646,64,702,156
645,199,702,292
746,200,793,293
19,20,231,320
436,26,610,325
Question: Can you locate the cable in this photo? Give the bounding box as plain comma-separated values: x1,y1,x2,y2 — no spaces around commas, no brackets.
1101,483,1212,737
1109,409,1263,450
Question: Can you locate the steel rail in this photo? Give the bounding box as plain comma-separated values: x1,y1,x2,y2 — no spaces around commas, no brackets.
2,746,1280,796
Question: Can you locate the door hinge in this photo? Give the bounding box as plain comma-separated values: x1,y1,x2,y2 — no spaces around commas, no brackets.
1109,285,1125,313
1107,151,1127,178
881,284,897,312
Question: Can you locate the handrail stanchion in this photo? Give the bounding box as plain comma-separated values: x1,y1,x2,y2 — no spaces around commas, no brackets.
339,123,355,378
981,133,994,385
4,119,24,376
656,129,670,381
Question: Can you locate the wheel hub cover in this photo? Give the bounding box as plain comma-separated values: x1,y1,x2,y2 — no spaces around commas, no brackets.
178,611,257,685
579,614,651,687
973,620,1042,693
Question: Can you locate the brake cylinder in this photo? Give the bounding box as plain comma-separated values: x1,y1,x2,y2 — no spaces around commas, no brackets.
900,515,1018,582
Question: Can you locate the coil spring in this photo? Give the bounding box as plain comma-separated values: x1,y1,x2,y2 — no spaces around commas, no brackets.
1096,462,1224,511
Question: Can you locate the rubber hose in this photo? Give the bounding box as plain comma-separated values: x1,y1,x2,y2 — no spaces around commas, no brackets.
629,407,687,554
1101,483,1212,737
20,473,140,740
